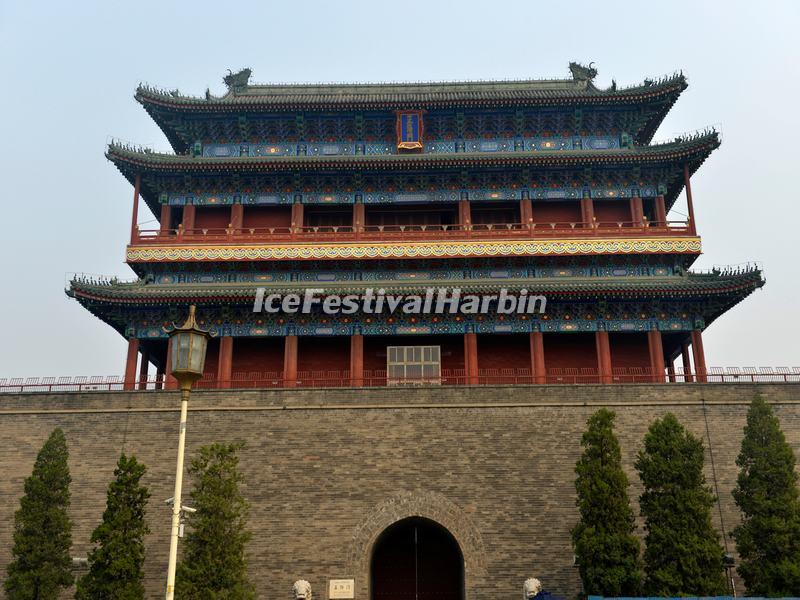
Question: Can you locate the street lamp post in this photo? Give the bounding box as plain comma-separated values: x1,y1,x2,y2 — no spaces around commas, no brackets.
164,305,210,600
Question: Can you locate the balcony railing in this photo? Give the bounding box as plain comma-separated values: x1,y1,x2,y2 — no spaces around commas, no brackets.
132,220,692,245
1,367,797,393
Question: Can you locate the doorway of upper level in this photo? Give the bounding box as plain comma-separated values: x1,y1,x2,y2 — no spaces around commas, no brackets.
371,517,464,600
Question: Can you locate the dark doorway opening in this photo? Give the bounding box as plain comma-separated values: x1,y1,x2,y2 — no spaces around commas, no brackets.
370,517,464,600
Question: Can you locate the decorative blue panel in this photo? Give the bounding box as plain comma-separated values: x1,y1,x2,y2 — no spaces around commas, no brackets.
424,141,457,153
302,193,355,204
469,188,520,201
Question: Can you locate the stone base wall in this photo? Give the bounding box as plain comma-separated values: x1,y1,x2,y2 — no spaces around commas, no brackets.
0,383,798,599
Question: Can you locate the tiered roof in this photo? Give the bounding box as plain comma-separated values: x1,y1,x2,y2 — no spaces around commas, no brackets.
68,267,765,329
136,64,687,152
107,131,719,216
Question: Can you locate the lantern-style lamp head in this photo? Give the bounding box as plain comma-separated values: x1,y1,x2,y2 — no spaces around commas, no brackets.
166,305,211,391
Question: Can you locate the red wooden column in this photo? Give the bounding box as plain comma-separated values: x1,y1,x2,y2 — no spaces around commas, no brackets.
283,335,298,388
137,348,149,390
630,196,644,226
230,203,244,231
160,204,172,233
291,202,304,232
581,195,595,228
130,174,141,244
458,199,472,230
353,202,365,234
647,330,666,383
217,336,233,389
681,341,694,383
520,196,533,232
155,361,165,390
595,331,612,384
123,338,139,391
164,341,178,390
654,195,667,226
667,359,676,383
691,329,707,382
182,204,196,232
684,164,697,235
350,334,364,387
464,332,479,385
529,331,546,384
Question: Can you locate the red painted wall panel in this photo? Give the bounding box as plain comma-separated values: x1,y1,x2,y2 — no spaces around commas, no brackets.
297,336,350,373
593,200,632,225
610,332,651,370
231,338,284,376
194,207,230,230
242,206,292,229
543,333,597,370
532,202,582,225
476,334,530,370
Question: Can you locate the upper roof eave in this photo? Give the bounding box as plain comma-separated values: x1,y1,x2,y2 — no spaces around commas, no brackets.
107,130,719,175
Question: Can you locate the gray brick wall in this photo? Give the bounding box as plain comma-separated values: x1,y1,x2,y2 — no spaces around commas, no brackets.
0,383,798,599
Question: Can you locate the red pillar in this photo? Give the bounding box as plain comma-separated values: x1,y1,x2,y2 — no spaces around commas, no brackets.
160,204,172,233
581,196,594,228
464,332,478,385
155,362,165,390
350,334,364,386
654,195,667,226
529,331,545,384
123,338,139,391
630,196,644,226
230,203,244,231
684,164,697,235
217,336,233,389
164,341,178,390
283,335,298,388
353,202,365,233
458,200,472,229
520,197,533,229
595,331,612,384
667,358,676,383
291,202,304,232
681,341,694,383
137,348,149,390
691,329,707,382
130,174,141,244
647,330,666,383
182,204,196,232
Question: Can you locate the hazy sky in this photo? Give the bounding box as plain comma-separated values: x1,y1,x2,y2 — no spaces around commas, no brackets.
1,0,798,377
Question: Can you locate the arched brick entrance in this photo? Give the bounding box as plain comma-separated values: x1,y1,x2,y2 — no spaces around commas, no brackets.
371,517,464,600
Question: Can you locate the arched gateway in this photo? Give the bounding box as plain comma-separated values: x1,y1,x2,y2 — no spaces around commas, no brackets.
370,517,465,600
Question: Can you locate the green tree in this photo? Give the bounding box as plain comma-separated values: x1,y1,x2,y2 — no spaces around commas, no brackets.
5,428,74,599
75,454,151,599
635,413,726,595
572,408,642,595
176,442,255,599
732,395,800,594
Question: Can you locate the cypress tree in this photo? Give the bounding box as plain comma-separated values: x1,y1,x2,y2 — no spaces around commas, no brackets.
5,428,74,599
75,454,151,599
635,413,727,595
175,442,255,599
732,395,800,594
572,408,642,595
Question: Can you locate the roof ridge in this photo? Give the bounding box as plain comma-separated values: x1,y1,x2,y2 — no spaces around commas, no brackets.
134,70,686,102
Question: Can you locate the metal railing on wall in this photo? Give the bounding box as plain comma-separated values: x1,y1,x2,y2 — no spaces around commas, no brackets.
1,367,798,393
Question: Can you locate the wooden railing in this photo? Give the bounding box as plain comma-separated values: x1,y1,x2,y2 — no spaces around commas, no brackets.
132,220,692,245
2,367,797,393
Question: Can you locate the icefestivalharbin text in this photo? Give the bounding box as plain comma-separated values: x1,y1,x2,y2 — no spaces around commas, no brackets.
253,287,547,316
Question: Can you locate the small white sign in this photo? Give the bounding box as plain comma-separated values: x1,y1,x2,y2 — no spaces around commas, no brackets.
329,578,355,599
